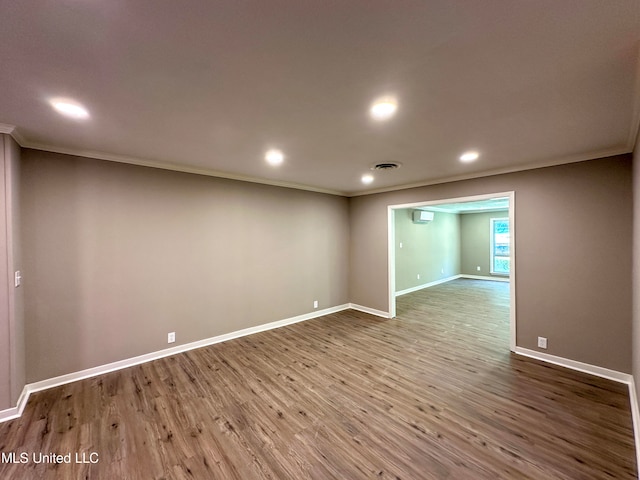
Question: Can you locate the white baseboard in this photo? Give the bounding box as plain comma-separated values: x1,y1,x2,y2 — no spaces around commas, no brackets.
627,377,640,479
395,275,461,297
514,347,632,384
515,347,639,478
0,386,29,423
459,274,510,282
0,304,351,423
348,303,392,318
3,306,639,478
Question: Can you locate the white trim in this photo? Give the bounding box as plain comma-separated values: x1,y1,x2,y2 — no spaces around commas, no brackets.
27,304,350,394
508,192,516,351
387,191,516,351
388,191,516,211
3,310,639,475
628,377,640,479
0,304,350,422
514,347,632,384
0,385,29,423
26,142,345,196
516,347,639,476
0,124,16,135
348,303,392,319
351,147,631,197
4,124,632,199
388,206,397,318
7,128,27,147
395,275,461,296
628,44,640,155
514,347,640,479
459,274,510,282
1,124,344,197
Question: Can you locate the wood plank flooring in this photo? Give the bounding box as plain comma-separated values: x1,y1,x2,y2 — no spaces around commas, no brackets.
0,279,636,479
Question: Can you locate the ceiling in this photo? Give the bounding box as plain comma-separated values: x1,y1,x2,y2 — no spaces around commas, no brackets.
0,1,639,196
417,197,510,214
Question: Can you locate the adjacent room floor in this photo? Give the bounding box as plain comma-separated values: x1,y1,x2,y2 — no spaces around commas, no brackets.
0,279,636,479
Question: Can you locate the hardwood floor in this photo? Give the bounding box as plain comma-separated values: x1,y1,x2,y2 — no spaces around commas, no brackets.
0,279,636,479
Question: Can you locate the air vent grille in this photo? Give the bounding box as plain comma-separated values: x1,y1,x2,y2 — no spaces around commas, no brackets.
371,162,402,171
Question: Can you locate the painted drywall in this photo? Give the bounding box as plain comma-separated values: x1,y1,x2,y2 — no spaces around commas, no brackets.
350,155,632,373
0,135,10,409
6,136,24,405
394,209,460,292
0,135,23,410
22,150,350,383
460,210,509,276
633,128,640,401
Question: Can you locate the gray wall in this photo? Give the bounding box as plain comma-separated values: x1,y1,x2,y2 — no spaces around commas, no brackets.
350,155,632,373
0,135,24,410
460,210,509,276
633,130,640,400
394,210,460,292
0,135,10,409
11,148,637,389
22,150,350,383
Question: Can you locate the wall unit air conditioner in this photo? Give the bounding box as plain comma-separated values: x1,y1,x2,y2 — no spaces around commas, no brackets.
412,210,434,224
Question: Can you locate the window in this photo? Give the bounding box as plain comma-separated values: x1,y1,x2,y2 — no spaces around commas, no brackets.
491,218,510,275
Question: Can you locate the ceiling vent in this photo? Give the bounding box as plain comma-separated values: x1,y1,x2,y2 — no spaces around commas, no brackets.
371,162,402,171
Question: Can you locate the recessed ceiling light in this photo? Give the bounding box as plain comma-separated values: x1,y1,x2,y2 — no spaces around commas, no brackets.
369,96,398,121
49,98,89,119
361,174,374,184
265,148,284,166
459,151,479,163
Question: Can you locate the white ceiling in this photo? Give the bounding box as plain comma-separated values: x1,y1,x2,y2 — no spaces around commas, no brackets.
418,197,510,214
0,1,639,196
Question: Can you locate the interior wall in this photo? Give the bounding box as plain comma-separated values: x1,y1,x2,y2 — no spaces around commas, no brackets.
350,155,632,373
460,210,509,276
0,134,23,410
0,135,10,409
394,210,460,292
22,150,350,383
633,128,640,399
7,136,23,405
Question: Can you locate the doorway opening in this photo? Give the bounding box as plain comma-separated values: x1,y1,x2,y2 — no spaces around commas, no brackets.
387,191,516,351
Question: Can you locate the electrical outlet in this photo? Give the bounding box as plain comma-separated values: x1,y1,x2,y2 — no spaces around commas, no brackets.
399,242,403,249
537,336,547,349
417,274,420,280
14,271,21,287
313,300,318,309
168,332,176,344
476,266,481,271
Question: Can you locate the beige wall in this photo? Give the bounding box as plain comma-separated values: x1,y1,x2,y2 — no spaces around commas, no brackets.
14,148,637,386
0,135,24,410
394,210,459,292
7,137,24,405
22,150,350,382
633,129,640,399
0,135,10,409
350,156,632,373
460,210,509,276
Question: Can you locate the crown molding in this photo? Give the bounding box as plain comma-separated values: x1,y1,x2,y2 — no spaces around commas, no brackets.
0,123,16,135
628,44,640,152
2,123,346,196
19,137,347,197
348,146,632,197
3,124,633,198
0,124,27,147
